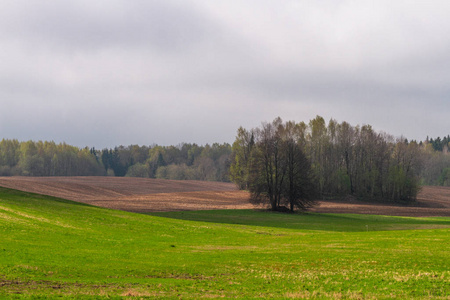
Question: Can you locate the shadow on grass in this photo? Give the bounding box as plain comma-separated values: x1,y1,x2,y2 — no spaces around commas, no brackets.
146,209,450,232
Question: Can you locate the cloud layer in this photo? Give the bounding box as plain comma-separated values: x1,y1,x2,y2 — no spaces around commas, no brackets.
1,0,449,147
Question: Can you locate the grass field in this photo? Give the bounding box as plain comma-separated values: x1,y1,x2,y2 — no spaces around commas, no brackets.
1,187,449,299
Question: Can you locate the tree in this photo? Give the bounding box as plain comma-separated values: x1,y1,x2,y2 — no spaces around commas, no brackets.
126,163,150,178
281,123,317,211
235,118,318,212
229,127,254,189
307,116,328,195
110,147,127,176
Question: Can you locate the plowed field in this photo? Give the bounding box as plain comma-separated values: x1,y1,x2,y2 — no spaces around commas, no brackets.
0,177,253,212
0,176,449,216
309,186,450,217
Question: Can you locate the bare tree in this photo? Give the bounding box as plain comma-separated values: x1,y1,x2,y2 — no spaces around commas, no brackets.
244,118,317,212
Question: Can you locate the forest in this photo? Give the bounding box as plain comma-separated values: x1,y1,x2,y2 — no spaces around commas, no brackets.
0,116,449,192
0,140,231,182
230,116,450,202
229,116,450,204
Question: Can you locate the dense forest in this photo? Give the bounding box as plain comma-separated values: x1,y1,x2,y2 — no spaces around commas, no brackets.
0,116,449,193
0,140,231,182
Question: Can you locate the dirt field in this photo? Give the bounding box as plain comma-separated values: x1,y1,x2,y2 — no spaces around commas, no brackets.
0,176,449,216
309,186,450,217
0,177,253,212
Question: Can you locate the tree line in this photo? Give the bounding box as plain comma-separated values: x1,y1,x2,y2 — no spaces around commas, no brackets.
0,140,231,181
230,116,450,210
1,118,449,193
426,135,450,152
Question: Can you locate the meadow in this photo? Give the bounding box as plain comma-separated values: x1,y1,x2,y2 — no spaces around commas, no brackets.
0,187,449,299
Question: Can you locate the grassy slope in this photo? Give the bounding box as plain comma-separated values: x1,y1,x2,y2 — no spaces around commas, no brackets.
0,187,449,299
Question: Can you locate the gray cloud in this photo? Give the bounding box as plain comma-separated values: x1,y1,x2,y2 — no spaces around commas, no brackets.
1,1,449,148
1,1,215,52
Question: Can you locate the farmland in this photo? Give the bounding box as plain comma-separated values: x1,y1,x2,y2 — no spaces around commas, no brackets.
0,177,449,216
0,177,252,212
0,177,449,298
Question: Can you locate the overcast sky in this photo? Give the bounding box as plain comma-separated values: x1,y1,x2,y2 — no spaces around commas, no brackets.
1,1,449,148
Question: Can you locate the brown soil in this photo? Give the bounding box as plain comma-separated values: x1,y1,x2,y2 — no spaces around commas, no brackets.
310,186,450,217
0,177,448,216
0,177,254,212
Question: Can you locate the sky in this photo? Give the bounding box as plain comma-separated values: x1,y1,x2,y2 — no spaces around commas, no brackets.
1,0,449,149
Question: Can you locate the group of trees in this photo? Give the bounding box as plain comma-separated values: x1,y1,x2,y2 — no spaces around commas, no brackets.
427,135,450,152
420,143,450,187
0,139,232,181
230,116,442,211
230,118,317,211
0,140,104,176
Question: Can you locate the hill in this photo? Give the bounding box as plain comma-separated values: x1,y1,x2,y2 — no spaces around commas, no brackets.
0,187,449,298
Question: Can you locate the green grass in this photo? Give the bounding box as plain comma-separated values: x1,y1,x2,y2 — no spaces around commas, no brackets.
149,209,450,232
0,187,449,299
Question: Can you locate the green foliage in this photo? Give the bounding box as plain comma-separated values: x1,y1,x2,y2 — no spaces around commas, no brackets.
156,164,193,180
420,149,450,186
0,140,231,181
0,139,20,168
0,188,449,299
229,127,254,189
125,162,150,178
335,169,351,195
428,135,450,152
420,137,450,186
125,143,231,181
0,140,104,176
438,167,450,186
